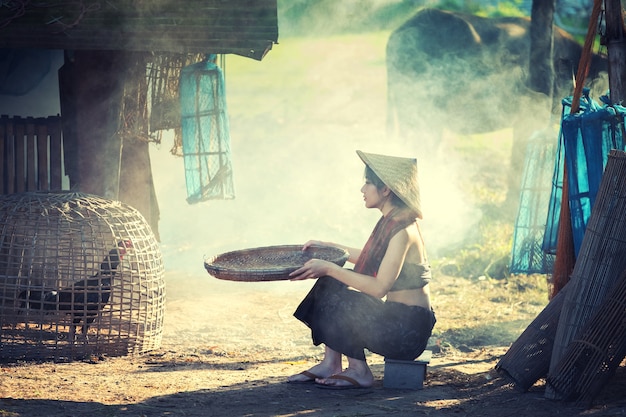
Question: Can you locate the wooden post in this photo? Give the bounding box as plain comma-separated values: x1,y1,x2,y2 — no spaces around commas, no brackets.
58,51,160,238
25,118,36,191
4,116,15,194
58,50,124,199
48,116,63,191
14,118,25,194
37,119,50,191
0,116,5,194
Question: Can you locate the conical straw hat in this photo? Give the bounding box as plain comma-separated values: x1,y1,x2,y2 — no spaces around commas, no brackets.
356,150,422,219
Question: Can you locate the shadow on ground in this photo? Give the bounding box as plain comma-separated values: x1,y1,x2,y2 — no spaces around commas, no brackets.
5,364,626,417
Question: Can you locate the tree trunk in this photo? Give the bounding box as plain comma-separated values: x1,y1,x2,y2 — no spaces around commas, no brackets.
604,0,626,104
529,0,557,96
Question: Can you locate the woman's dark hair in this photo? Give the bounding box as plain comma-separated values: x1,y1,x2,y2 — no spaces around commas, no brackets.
364,166,407,208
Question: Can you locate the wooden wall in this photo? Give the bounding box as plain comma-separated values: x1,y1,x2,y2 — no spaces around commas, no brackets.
0,116,64,194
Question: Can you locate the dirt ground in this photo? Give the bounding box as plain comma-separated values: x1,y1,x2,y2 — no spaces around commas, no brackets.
2,272,626,417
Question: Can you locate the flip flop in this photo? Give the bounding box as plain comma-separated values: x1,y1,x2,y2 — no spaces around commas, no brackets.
315,374,368,390
287,370,321,384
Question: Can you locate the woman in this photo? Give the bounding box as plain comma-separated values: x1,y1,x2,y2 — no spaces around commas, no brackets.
287,150,436,389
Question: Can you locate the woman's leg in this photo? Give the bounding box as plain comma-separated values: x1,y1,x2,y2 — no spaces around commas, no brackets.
316,355,374,388
287,345,343,382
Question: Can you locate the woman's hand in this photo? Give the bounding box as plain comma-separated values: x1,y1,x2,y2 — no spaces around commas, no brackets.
301,240,327,251
289,259,333,281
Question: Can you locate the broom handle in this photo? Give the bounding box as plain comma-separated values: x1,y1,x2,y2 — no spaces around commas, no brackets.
570,0,603,113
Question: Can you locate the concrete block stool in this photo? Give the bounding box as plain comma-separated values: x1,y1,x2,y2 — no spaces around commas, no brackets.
383,350,432,389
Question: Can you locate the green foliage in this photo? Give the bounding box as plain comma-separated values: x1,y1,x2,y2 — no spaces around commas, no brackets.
276,0,529,37
437,0,528,17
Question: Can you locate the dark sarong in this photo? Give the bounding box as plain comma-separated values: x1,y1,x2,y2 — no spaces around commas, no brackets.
294,277,436,361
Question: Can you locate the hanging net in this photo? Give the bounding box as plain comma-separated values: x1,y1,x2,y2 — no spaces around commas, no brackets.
510,128,558,274
543,91,626,258
180,55,235,204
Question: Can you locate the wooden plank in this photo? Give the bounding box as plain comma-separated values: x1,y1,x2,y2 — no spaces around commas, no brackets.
26,118,37,192
48,116,63,191
6,117,16,194
14,118,25,193
0,31,275,59
37,119,50,191
0,116,5,194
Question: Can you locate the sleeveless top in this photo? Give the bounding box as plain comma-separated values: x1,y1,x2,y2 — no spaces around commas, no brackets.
389,262,432,291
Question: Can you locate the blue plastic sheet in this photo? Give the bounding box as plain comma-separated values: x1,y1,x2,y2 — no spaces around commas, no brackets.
180,55,235,204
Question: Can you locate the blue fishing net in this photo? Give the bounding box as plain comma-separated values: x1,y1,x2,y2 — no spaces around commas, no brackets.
543,91,626,258
180,55,235,204
512,90,626,274
510,128,557,274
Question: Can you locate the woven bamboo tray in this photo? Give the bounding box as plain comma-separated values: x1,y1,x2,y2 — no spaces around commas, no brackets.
204,244,349,282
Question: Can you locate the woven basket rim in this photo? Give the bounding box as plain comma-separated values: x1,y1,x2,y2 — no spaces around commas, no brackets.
204,244,349,282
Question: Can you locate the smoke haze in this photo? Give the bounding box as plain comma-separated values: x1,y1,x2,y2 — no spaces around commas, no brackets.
0,11,519,286
151,32,485,281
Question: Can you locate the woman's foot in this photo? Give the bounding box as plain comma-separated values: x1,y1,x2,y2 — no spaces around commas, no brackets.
287,363,340,383
316,366,374,388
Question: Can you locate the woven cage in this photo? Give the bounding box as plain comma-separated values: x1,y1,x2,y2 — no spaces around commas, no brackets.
546,269,626,406
147,53,204,132
0,191,165,361
146,52,206,151
495,284,567,392
549,150,626,376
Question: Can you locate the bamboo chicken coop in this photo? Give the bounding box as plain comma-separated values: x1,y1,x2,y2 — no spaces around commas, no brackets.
0,191,165,361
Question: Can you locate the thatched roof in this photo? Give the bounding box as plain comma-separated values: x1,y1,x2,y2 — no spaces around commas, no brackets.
0,0,278,60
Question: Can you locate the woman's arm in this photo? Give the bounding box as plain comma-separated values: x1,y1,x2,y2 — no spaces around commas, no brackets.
292,231,411,298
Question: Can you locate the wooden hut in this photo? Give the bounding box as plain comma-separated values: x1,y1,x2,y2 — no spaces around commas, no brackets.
0,0,279,238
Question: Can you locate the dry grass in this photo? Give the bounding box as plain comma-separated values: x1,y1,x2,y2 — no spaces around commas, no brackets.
430,273,549,352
